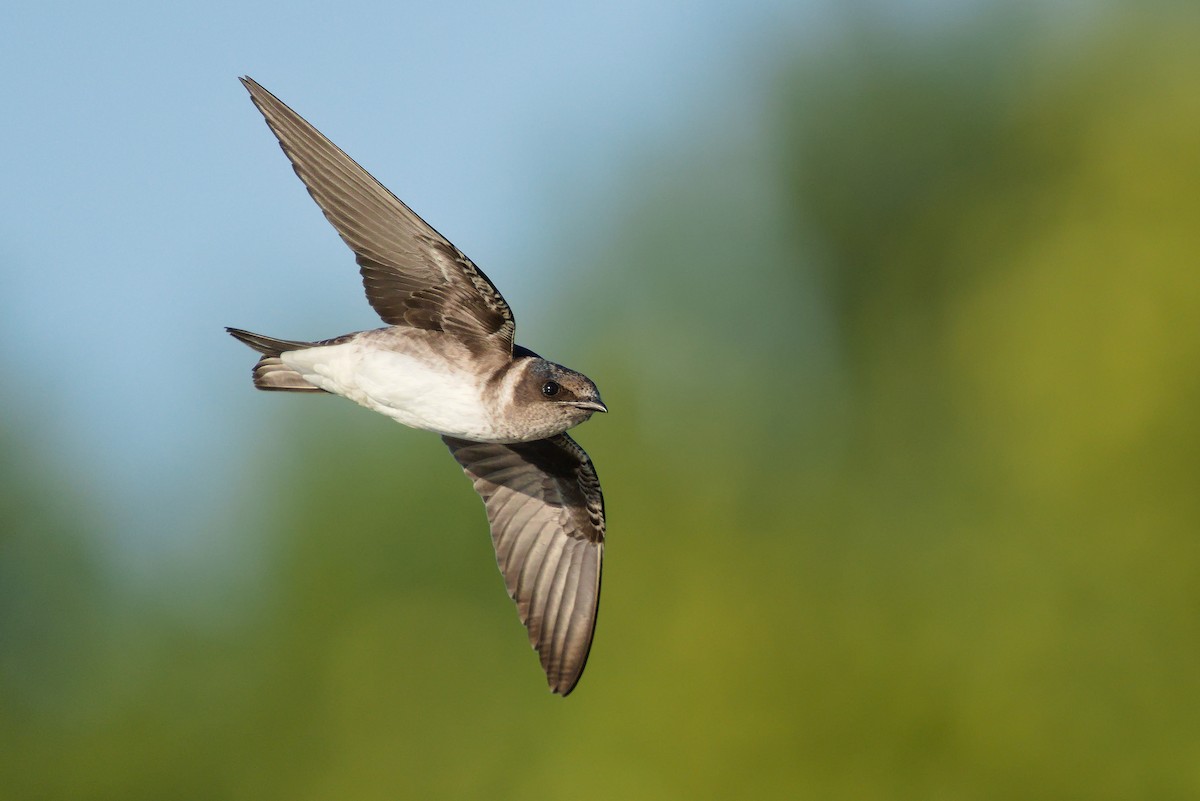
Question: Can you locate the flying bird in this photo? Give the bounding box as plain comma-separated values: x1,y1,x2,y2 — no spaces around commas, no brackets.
227,77,606,696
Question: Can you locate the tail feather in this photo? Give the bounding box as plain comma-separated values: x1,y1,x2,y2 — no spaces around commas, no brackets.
226,327,314,356
226,327,324,393
252,356,325,392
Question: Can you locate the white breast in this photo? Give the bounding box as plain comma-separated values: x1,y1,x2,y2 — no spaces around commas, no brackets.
280,336,498,439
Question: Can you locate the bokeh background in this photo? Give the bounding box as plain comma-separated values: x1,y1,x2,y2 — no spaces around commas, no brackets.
3,1,1199,798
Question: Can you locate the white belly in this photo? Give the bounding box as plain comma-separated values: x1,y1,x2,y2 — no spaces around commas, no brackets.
280,339,496,439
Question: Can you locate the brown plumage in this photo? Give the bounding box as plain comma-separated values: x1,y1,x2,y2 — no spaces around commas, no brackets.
444,434,604,696
227,77,608,695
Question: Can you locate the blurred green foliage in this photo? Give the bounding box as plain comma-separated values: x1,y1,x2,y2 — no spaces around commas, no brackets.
3,7,1199,800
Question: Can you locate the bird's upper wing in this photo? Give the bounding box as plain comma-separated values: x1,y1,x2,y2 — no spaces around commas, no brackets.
443,433,604,696
241,77,515,355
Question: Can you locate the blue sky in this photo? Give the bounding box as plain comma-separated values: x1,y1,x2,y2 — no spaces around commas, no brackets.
2,0,843,567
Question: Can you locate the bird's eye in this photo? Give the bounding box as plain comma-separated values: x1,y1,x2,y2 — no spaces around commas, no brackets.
541,381,560,397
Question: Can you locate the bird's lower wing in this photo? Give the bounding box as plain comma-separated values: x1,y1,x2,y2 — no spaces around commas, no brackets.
443,433,605,695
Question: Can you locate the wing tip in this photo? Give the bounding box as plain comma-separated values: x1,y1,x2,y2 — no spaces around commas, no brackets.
239,76,278,113
546,543,603,698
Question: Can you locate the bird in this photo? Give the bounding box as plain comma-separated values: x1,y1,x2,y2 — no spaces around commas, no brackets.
227,77,607,696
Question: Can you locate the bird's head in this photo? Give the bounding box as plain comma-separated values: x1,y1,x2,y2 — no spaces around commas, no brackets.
507,354,606,439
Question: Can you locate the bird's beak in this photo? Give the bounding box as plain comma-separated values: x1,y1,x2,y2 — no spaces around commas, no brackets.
570,399,608,413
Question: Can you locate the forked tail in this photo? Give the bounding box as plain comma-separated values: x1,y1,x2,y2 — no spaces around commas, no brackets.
226,327,324,392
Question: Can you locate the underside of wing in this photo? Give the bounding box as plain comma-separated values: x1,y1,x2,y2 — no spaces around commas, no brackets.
443,433,605,695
